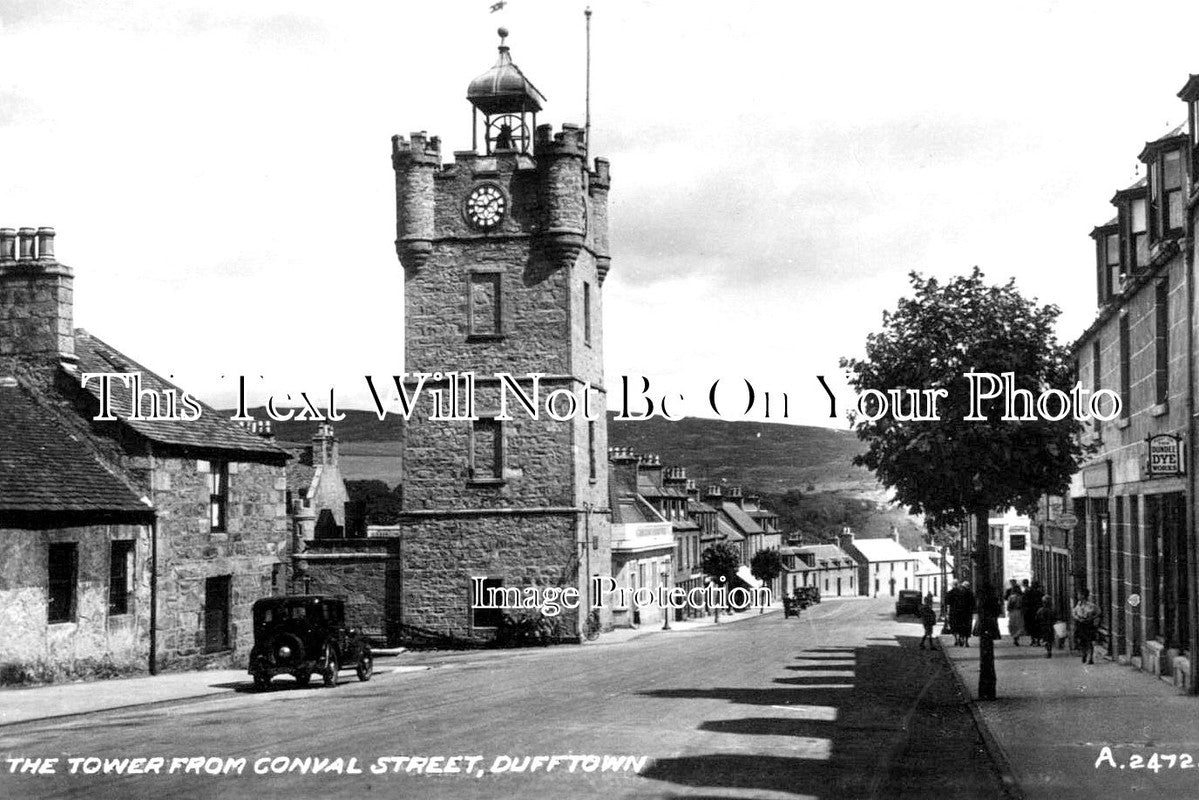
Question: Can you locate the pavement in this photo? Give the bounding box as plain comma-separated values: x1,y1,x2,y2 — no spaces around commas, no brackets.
942,615,1199,800
0,603,778,728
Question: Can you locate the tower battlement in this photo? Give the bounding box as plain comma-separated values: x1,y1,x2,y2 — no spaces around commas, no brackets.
391,132,442,166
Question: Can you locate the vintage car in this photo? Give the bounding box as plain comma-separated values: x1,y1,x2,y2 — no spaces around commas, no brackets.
248,595,373,689
895,589,923,618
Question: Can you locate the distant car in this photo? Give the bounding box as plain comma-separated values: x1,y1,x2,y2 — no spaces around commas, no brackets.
248,596,373,689
895,590,923,618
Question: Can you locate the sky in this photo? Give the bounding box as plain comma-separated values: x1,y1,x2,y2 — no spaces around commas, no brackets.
2,0,1199,428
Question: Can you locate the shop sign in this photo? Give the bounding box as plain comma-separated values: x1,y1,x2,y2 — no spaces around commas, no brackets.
1147,434,1184,477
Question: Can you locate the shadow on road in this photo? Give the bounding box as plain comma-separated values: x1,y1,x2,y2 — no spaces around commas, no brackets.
637,636,1005,799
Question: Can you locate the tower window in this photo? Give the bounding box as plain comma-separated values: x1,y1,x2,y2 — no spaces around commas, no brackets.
467,271,503,340
470,418,503,482
583,281,592,346
588,420,597,481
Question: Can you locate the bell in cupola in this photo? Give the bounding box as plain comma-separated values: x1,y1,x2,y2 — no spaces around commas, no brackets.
466,28,547,154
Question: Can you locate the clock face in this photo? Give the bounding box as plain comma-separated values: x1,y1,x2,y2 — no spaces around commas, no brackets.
464,184,507,230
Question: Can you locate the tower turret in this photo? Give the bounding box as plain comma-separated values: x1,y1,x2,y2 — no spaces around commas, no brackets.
391,132,440,274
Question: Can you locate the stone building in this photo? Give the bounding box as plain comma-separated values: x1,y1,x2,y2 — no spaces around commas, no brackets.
838,529,917,597
1066,76,1199,691
382,30,613,642
607,449,675,628
283,422,351,541
0,228,289,682
787,543,858,598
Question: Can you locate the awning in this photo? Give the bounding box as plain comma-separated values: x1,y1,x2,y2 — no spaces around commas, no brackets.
735,565,763,589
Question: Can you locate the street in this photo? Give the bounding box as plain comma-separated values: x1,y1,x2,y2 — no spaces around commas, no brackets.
0,598,1003,799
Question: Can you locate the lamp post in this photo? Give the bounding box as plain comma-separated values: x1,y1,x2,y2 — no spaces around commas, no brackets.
661,569,671,630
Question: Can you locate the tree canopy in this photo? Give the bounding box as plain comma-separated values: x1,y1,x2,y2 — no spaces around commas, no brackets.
841,268,1084,528
701,542,741,583
750,547,784,584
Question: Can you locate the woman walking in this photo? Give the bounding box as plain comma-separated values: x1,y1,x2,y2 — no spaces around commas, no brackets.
1006,585,1026,646
947,580,976,647
1034,597,1056,658
1073,588,1101,665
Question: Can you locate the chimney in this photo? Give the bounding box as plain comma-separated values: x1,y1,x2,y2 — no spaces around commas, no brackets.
313,423,339,466
727,485,744,508
0,226,75,365
890,524,899,542
663,465,688,489
703,484,723,505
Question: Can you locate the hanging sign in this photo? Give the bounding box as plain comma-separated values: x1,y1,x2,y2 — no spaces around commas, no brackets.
1147,434,1184,477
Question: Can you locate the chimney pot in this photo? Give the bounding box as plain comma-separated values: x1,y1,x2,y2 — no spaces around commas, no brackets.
0,229,15,261
17,227,36,260
35,227,55,261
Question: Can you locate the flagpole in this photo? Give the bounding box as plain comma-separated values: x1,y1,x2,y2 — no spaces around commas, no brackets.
585,6,592,161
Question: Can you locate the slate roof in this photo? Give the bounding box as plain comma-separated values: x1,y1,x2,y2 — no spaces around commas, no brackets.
795,544,856,567
715,515,745,544
75,331,286,458
720,502,764,536
0,379,148,513
851,537,915,562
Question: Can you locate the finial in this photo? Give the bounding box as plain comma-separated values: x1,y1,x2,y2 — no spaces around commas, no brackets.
498,27,508,48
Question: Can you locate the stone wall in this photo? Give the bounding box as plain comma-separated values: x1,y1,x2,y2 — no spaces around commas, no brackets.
292,538,401,642
145,454,287,672
0,523,151,683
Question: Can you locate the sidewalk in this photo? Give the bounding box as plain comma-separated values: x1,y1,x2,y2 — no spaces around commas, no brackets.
941,621,1199,800
0,661,429,728
0,604,780,728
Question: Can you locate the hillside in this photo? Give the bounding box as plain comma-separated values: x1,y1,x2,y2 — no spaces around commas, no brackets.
222,407,922,542
607,414,876,493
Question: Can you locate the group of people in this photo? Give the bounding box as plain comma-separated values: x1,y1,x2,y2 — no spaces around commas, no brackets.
929,577,1103,665
1004,579,1056,657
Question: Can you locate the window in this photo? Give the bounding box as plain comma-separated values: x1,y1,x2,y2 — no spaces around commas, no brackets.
1129,197,1148,271
583,281,592,346
467,271,502,339
469,418,503,482
48,542,77,623
1156,280,1169,405
588,420,597,481
1119,314,1130,419
1150,148,1185,241
1009,534,1027,551
1104,232,1120,299
1091,339,1101,393
109,540,135,615
471,577,503,628
203,575,231,652
202,460,229,532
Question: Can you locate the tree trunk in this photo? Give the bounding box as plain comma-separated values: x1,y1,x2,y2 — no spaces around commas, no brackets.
974,505,997,701
940,544,948,621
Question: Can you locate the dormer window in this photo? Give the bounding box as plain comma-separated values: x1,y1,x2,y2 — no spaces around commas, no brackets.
1130,197,1148,268
1149,146,1185,241
1093,222,1120,304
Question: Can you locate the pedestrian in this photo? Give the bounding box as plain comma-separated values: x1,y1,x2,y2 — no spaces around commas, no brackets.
1003,579,1020,603
918,593,938,650
947,580,975,647
1024,580,1045,646
1073,588,1101,665
1006,584,1026,646
978,588,1002,642
1034,596,1056,658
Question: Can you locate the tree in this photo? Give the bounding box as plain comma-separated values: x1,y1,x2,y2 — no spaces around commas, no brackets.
842,269,1084,700
750,547,785,613
701,542,741,622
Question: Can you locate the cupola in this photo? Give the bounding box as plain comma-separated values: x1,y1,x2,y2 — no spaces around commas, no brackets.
466,28,547,154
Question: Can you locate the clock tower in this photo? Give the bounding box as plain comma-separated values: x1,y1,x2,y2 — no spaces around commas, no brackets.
391,29,612,642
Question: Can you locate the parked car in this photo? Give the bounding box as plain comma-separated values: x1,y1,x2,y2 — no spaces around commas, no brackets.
895,589,922,618
248,596,373,689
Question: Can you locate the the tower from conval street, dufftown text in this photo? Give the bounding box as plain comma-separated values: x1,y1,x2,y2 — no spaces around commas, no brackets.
391,28,612,642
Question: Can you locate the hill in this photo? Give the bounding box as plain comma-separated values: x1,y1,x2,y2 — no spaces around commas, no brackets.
607,413,876,493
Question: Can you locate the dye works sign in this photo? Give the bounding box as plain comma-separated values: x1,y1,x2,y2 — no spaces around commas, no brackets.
1147,434,1185,478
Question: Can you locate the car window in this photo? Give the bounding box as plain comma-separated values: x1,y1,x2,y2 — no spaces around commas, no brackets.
290,606,307,620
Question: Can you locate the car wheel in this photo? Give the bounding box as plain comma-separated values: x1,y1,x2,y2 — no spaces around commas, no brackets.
356,646,373,682
321,645,339,688
252,671,270,691
294,670,311,687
